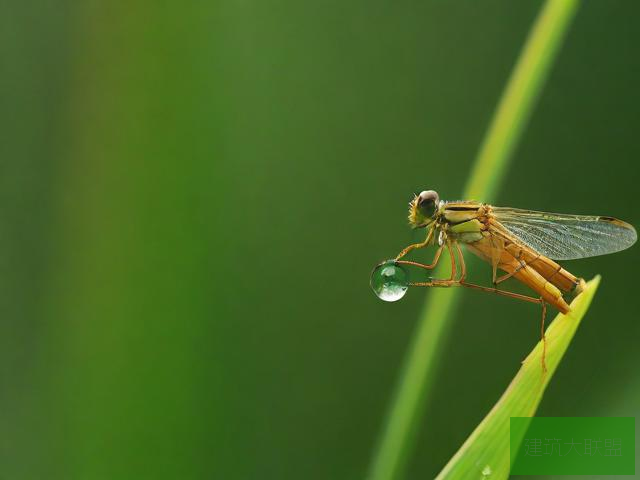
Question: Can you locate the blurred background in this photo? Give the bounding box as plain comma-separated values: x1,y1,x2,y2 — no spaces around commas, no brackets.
2,1,639,478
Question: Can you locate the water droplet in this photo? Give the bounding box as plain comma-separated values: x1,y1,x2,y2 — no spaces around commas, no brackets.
481,465,492,478
370,260,409,302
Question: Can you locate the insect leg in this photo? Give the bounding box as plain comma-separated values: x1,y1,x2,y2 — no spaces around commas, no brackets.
488,235,502,285
410,269,550,373
396,243,444,270
458,280,544,305
401,243,457,282
494,251,540,285
447,241,457,281
395,226,435,260
454,242,466,282
409,279,457,288
460,280,549,373
410,277,542,303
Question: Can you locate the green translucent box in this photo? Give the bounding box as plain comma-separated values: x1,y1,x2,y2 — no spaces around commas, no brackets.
510,417,635,475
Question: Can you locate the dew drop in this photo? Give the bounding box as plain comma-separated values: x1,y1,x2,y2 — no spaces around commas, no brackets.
370,260,409,302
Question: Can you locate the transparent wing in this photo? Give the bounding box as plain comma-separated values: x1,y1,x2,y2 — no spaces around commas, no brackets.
491,207,637,260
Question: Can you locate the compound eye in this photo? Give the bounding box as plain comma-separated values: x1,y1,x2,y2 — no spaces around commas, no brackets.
417,190,439,218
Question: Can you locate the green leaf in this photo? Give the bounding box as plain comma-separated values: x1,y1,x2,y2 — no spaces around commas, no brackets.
436,275,600,480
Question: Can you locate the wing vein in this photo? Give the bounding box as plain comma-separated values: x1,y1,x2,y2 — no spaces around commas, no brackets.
490,207,637,260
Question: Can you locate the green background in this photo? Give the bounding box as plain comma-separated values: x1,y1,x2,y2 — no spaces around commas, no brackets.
2,1,639,478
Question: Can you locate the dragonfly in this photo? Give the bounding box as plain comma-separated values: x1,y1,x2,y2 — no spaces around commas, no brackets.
374,189,637,370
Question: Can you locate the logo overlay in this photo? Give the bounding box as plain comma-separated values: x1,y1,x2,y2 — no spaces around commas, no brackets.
510,417,635,475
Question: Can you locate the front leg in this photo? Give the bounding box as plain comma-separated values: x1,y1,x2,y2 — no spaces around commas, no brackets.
399,240,462,284
395,226,435,260
397,244,444,270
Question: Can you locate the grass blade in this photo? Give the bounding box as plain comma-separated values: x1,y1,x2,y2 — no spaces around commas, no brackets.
436,276,600,479
464,0,581,201
368,1,580,479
